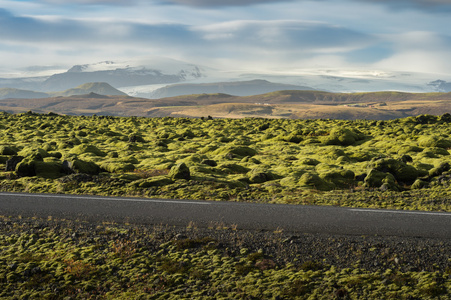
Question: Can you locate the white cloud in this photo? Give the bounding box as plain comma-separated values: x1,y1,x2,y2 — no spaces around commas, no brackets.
196,20,373,53
373,31,451,74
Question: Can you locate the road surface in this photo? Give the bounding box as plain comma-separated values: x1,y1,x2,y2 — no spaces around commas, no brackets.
0,192,450,239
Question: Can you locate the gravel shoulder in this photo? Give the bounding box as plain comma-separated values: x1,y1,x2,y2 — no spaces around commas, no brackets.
2,214,449,273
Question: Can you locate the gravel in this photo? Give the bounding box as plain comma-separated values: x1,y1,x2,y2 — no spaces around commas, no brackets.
1,215,450,273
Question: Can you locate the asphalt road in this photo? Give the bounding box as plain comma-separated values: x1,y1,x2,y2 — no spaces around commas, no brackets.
1,192,450,239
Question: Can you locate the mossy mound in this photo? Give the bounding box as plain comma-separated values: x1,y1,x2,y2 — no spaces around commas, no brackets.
16,158,65,179
213,145,257,158
131,176,174,188
17,147,50,160
397,145,423,155
65,159,101,175
100,162,135,173
428,162,450,177
423,147,449,156
298,172,333,191
15,158,38,177
282,133,303,143
0,155,8,164
411,179,428,189
418,136,451,149
298,158,320,166
279,175,302,187
169,162,191,180
372,158,418,185
364,169,397,190
0,145,18,155
218,163,250,174
69,144,106,157
34,161,66,179
201,159,217,167
324,128,366,146
319,169,355,188
247,168,275,184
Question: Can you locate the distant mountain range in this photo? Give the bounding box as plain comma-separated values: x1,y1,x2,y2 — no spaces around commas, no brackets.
0,88,49,100
143,79,315,98
0,58,205,92
1,57,451,96
0,82,126,100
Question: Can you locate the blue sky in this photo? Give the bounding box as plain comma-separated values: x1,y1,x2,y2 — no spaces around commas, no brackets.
1,0,451,76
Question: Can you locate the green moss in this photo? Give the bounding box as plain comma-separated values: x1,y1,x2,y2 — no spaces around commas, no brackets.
247,168,275,184
15,159,65,179
15,158,38,177
69,145,106,157
132,176,174,188
324,128,366,146
319,169,355,188
372,158,418,185
424,147,450,156
2,113,451,210
34,161,66,179
0,145,18,155
298,172,334,191
418,136,451,149
213,145,257,158
397,145,423,155
17,147,50,160
169,163,191,180
411,179,428,189
280,175,302,187
218,163,250,174
364,169,395,188
298,158,320,166
67,159,101,175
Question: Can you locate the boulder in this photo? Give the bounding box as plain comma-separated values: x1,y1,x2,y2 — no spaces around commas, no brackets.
64,159,101,175
218,163,250,174
364,169,397,189
247,168,275,184
15,158,37,177
298,172,333,191
34,161,65,179
169,162,191,180
16,159,65,179
6,156,24,171
372,158,418,185
0,146,18,156
320,169,355,188
201,159,217,167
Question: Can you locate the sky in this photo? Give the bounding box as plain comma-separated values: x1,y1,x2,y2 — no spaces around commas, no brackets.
1,0,451,77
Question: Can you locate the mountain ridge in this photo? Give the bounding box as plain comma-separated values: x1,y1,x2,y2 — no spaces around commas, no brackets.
1,89,450,120
147,79,315,98
0,82,126,99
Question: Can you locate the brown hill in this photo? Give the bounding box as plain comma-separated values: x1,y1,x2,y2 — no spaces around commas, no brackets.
1,90,451,119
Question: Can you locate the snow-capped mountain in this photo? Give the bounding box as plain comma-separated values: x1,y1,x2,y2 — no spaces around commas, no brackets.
1,56,451,96
38,57,206,92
